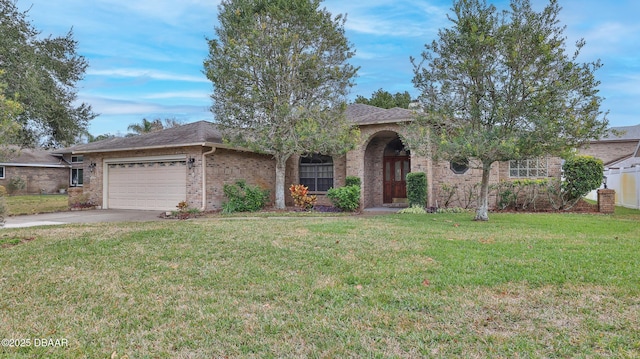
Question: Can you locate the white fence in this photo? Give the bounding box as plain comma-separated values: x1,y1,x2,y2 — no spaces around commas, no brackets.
589,167,640,209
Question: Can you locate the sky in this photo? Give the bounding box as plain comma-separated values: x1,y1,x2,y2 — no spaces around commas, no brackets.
15,0,640,136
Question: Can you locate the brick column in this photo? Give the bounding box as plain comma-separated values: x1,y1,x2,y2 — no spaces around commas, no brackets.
597,189,615,214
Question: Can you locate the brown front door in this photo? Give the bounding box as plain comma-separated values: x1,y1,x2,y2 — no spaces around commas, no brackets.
383,156,410,203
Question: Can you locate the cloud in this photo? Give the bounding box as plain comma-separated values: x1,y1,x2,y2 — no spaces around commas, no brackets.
86,69,209,83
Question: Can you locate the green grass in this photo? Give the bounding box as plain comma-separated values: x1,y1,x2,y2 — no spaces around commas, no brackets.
4,194,68,215
1,212,639,358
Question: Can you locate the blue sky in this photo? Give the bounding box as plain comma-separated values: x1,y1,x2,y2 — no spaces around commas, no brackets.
16,0,640,136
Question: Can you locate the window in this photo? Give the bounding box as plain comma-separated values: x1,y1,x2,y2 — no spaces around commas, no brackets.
71,155,84,163
300,154,333,192
71,168,83,186
509,158,548,178
0,166,4,179
450,158,469,174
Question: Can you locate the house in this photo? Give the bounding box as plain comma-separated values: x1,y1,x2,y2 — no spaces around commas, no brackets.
580,124,640,209
579,124,640,169
0,147,72,194
56,104,563,211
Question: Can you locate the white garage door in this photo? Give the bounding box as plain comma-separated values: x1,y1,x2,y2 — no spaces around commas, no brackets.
107,160,187,210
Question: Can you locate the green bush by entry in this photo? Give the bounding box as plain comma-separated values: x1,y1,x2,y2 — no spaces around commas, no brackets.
406,172,427,208
222,180,270,213
345,176,361,188
327,185,360,212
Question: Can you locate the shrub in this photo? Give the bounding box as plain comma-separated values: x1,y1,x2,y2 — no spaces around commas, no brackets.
289,184,317,210
6,176,26,194
345,176,361,188
546,156,604,210
222,180,270,213
327,185,360,212
406,172,427,207
562,155,604,200
0,185,6,226
398,205,426,214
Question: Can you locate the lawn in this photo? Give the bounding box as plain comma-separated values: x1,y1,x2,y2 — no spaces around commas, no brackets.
1,212,639,358
4,194,68,216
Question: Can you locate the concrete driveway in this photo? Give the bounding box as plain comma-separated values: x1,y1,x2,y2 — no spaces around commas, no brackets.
3,209,163,228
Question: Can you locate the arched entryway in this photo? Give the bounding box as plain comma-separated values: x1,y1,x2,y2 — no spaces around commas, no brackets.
362,131,410,208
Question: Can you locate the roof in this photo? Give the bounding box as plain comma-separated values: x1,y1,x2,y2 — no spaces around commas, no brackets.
0,147,68,168
57,105,417,154
346,104,415,125
597,124,640,142
56,121,224,154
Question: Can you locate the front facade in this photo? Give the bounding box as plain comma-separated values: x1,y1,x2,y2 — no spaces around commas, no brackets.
59,104,564,212
0,148,71,194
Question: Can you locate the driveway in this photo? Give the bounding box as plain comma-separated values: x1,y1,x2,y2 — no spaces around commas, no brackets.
3,209,163,228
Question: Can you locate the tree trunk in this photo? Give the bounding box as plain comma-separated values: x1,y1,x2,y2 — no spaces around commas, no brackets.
274,156,288,209
474,162,492,221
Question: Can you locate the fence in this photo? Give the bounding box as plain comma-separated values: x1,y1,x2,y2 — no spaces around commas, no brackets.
587,166,640,209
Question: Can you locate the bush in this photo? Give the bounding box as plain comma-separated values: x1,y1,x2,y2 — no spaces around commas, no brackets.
6,176,26,194
0,185,6,227
406,172,427,207
345,176,361,188
327,185,360,212
289,184,317,210
222,180,270,213
562,155,604,200
398,205,426,214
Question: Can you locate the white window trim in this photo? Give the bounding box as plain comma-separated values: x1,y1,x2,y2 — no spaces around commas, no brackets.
71,168,83,187
0,166,5,179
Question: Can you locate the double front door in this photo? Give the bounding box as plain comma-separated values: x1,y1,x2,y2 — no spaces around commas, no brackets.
383,156,410,203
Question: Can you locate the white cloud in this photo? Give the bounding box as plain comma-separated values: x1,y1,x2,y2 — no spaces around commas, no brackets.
86,68,209,83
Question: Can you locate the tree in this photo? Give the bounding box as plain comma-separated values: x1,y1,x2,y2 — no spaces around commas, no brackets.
126,118,163,136
406,0,608,221
204,0,359,209
0,73,22,160
126,117,184,136
355,88,412,109
0,0,96,148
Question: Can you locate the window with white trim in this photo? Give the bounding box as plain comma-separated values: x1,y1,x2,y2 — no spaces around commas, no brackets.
71,168,83,186
300,154,333,192
0,166,4,179
509,158,548,178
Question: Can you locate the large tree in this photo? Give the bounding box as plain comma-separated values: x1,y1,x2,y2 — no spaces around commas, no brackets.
407,0,608,221
205,0,359,209
0,73,22,160
355,88,412,109
0,0,95,148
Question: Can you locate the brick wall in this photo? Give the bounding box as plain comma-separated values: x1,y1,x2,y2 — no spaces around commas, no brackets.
0,166,69,194
580,141,638,165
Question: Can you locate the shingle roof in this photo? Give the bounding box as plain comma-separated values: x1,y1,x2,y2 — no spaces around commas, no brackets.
346,104,415,125
57,105,417,154
599,124,640,141
56,121,223,154
0,146,68,167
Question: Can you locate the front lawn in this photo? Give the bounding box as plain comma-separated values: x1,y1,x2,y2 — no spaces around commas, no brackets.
1,212,638,358
4,194,68,215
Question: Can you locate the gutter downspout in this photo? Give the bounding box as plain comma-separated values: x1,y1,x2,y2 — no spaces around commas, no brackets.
201,146,216,211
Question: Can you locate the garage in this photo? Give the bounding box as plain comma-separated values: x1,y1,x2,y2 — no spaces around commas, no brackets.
105,158,187,211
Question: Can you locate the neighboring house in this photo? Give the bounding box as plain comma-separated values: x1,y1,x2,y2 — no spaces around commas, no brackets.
580,124,640,169
0,147,72,194
580,124,640,209
55,104,563,211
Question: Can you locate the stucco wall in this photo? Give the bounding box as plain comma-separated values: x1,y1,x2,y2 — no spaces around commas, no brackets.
0,166,68,194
